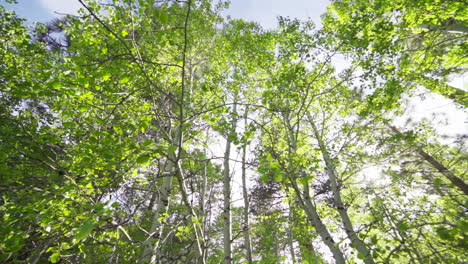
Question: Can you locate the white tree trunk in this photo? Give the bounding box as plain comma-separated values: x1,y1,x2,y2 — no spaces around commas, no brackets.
419,23,468,34
223,101,237,264
388,125,468,195
283,113,346,264
308,115,375,264
241,110,253,263
140,158,174,263
287,200,297,264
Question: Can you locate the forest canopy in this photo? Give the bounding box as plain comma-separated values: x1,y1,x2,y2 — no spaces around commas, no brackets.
0,0,466,263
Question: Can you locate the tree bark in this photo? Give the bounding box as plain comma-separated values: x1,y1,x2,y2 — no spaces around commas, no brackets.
417,77,468,108
287,200,297,264
309,114,376,264
241,109,253,264
388,125,468,195
419,23,468,34
199,152,209,261
293,181,346,264
223,101,237,264
283,112,346,264
140,158,174,263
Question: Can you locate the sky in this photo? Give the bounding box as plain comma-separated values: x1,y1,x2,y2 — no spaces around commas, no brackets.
5,0,330,27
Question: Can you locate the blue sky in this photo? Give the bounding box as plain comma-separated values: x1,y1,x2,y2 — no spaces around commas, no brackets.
4,0,330,28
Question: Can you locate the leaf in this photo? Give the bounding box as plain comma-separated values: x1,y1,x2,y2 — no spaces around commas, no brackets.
296,146,307,155
168,145,177,154
357,252,366,260
396,221,408,232
102,74,111,81
136,155,150,164
159,12,169,23
51,81,62,89
49,252,60,263
297,178,308,185
75,222,95,241
78,105,88,112
119,77,130,84
46,247,55,253
436,228,451,241
273,173,282,182
259,173,269,183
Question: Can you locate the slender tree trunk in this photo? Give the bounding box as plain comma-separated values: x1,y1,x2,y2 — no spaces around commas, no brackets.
174,161,206,262
172,1,205,261
416,77,468,108
419,23,468,34
140,158,174,263
282,113,346,264
388,125,468,195
308,115,375,264
287,200,297,264
223,101,237,264
200,152,208,261
223,128,233,264
291,181,345,264
241,109,253,264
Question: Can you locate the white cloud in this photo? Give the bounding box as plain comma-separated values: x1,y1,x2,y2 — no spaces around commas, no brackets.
38,0,81,15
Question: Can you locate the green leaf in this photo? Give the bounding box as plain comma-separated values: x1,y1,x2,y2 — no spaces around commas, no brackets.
298,178,308,185
436,228,452,241
159,12,169,23
51,81,62,89
357,252,366,260
102,74,111,81
119,77,130,84
75,222,95,241
260,173,269,183
168,145,177,154
49,252,60,263
273,173,282,182
78,105,88,112
136,155,150,164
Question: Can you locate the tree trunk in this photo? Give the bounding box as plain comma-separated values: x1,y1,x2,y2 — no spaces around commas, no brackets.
309,115,376,264
223,101,237,264
295,182,346,264
419,23,468,34
199,153,209,261
287,200,297,264
388,125,468,195
241,109,253,264
283,112,346,264
140,158,174,263
417,77,468,108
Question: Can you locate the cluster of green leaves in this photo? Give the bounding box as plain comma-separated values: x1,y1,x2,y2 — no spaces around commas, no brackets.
322,0,468,109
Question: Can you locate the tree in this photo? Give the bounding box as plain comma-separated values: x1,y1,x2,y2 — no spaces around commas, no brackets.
322,0,468,109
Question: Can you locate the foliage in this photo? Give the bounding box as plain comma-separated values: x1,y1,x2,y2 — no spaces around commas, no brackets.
1,0,466,263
